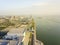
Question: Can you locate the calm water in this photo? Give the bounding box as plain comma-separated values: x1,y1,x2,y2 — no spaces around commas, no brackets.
35,16,60,45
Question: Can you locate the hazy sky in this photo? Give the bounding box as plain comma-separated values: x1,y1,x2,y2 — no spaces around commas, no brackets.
0,0,60,16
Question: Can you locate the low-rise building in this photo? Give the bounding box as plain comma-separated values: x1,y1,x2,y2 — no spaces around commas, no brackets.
0,25,30,45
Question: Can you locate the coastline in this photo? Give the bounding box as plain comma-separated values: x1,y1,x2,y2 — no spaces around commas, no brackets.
36,40,44,45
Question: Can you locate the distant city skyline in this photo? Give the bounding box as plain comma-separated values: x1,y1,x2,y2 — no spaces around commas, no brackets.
0,0,60,16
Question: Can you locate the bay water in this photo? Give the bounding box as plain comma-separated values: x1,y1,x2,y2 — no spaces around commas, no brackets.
35,16,60,45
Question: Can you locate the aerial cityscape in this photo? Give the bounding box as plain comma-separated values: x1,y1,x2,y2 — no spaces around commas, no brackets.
0,16,43,45
0,0,60,45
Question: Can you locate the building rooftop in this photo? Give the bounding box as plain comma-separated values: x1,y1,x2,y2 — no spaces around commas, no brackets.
0,36,24,45
0,40,9,45
7,27,26,36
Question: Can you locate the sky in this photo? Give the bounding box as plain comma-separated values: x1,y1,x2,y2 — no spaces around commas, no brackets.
0,0,60,16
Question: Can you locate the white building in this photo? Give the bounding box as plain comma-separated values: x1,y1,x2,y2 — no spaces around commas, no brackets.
2,26,30,45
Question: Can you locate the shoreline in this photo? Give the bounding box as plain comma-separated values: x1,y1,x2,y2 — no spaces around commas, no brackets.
36,39,44,45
